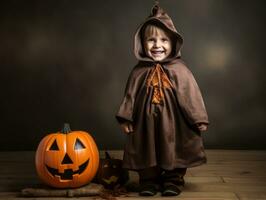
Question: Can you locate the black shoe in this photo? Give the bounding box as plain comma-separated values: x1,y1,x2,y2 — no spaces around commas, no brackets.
163,176,185,186
139,183,158,196
162,183,181,196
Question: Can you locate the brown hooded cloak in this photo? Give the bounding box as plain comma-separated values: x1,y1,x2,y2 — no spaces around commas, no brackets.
116,5,209,170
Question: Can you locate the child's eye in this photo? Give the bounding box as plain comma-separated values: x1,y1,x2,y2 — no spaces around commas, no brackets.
147,38,156,42
161,38,169,42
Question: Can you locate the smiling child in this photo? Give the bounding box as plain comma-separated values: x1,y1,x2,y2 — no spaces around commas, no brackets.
116,5,209,196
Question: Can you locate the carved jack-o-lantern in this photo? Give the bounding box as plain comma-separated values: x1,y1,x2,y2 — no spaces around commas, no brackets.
95,152,129,189
35,124,99,188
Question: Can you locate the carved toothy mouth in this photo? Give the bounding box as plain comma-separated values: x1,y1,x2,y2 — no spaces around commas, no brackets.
45,159,89,180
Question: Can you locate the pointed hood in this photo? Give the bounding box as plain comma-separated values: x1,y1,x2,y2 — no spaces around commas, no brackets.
134,4,183,63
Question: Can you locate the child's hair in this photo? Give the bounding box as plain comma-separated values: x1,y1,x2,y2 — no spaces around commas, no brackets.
140,20,177,57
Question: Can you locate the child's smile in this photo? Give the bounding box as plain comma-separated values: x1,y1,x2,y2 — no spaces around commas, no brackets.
144,25,172,61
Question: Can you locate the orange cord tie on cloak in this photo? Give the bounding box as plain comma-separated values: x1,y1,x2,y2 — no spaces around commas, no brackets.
146,64,173,104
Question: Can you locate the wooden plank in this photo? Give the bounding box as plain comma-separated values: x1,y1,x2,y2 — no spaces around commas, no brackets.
0,192,18,198
189,165,266,177
0,192,240,200
237,192,266,200
205,150,266,161
116,192,239,200
183,182,266,193
0,198,99,200
186,176,223,183
223,176,266,184
192,162,266,167
189,171,266,178
179,192,238,199
4,198,238,200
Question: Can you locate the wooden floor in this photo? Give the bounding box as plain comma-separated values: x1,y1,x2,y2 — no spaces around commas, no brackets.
0,150,266,200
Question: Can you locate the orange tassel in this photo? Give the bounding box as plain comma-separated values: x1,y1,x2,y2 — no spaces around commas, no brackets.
146,64,173,104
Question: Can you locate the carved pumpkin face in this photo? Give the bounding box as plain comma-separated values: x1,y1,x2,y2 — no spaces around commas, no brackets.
35,124,99,188
96,152,129,189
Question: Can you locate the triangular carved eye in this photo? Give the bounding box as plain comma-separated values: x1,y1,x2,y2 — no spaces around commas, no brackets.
74,138,86,150
49,140,59,150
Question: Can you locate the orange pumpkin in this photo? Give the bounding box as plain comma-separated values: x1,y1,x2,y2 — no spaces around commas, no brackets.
35,123,99,188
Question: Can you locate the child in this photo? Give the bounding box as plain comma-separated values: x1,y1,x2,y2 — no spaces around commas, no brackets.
116,4,209,196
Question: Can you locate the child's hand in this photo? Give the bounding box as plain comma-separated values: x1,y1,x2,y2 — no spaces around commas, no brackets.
196,123,208,132
120,122,134,134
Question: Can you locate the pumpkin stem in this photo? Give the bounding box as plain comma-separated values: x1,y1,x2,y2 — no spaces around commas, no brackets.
61,123,71,134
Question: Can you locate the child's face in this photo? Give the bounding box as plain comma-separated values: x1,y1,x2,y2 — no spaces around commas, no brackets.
144,25,172,61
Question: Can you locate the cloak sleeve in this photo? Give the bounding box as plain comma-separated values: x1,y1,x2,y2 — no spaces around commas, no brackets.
171,63,209,126
116,66,144,124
